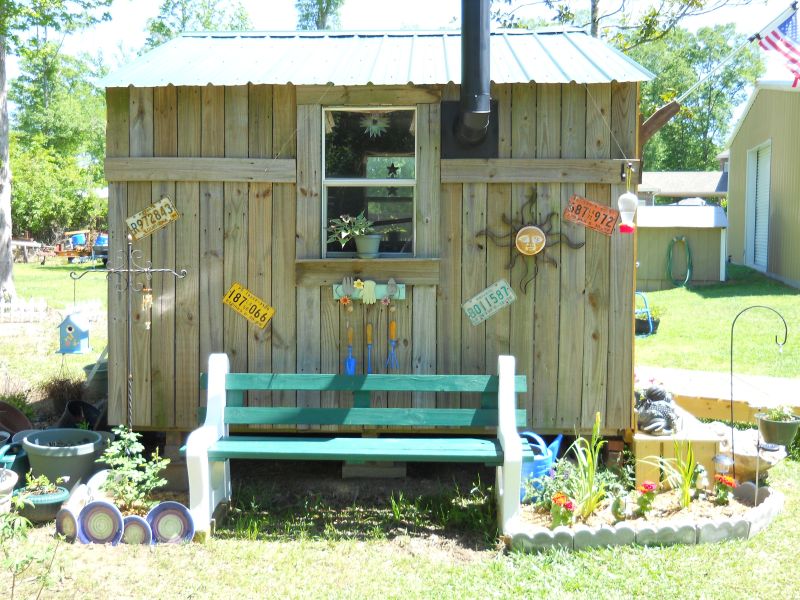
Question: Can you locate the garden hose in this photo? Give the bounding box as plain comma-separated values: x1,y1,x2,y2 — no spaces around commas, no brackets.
666,236,692,287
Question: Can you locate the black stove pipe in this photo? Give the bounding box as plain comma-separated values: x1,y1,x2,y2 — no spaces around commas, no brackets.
456,0,491,146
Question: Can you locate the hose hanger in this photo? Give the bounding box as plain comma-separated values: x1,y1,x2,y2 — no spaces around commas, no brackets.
667,236,692,287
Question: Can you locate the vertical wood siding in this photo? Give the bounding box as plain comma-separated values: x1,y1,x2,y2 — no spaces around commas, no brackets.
107,81,637,434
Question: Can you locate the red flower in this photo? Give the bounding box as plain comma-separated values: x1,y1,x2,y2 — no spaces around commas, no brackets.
552,492,573,509
715,474,737,488
637,480,657,494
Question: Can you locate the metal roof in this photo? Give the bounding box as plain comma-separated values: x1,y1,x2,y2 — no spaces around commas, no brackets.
640,171,727,198
102,29,653,88
637,205,728,229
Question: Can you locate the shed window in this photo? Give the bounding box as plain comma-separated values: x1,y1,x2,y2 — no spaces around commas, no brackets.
323,108,415,256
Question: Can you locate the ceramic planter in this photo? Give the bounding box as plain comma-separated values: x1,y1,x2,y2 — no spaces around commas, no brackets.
22,429,103,490
755,414,800,447
13,485,70,523
354,234,381,258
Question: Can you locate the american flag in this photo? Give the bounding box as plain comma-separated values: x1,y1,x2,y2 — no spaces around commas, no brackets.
758,11,800,87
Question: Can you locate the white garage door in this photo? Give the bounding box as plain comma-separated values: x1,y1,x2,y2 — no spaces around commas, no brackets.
753,145,771,271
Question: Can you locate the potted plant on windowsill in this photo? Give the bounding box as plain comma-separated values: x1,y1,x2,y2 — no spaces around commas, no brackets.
327,212,381,258
755,406,800,447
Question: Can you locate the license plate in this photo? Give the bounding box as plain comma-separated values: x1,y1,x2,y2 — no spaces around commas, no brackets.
563,194,619,236
126,197,180,240
462,280,516,326
223,283,276,329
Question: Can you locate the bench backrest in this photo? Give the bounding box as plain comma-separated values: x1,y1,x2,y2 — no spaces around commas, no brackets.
206,373,527,429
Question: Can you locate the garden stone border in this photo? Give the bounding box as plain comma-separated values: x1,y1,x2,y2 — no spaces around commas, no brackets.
508,482,784,552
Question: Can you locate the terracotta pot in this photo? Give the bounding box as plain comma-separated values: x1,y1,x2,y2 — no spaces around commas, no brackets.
0,401,34,435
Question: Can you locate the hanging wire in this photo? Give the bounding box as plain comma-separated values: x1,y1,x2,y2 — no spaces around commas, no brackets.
583,84,631,161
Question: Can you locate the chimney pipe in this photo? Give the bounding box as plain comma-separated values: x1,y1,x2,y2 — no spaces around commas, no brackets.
456,0,491,146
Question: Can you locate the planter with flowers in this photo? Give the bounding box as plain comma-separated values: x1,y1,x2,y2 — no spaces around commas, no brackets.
512,413,785,552
755,406,800,447
327,212,381,258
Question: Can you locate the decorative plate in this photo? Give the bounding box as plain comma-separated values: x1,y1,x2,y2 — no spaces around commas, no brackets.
77,501,124,545
146,501,194,544
55,508,79,543
122,515,153,545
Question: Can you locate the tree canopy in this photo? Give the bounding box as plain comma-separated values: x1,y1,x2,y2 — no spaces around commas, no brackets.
144,0,251,49
1,0,112,299
295,0,344,30
493,0,755,48
630,24,764,171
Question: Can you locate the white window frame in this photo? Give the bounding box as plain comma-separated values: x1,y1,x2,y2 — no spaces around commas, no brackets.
322,106,417,258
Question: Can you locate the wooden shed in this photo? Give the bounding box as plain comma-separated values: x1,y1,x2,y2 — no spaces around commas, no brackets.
102,27,650,436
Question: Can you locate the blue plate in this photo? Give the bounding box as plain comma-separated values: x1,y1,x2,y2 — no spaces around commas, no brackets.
122,515,153,545
55,507,79,543
146,501,194,544
78,500,123,545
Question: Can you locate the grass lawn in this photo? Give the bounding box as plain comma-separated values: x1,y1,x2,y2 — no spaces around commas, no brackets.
1,261,108,390
636,265,800,377
2,460,799,598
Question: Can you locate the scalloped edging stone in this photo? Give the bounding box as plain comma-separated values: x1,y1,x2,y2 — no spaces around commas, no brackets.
507,486,785,552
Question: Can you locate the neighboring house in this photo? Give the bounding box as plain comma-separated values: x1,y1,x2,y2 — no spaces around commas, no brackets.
727,82,800,288
639,165,727,206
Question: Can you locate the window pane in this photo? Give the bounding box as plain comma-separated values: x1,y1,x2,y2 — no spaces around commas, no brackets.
325,109,416,179
326,186,413,254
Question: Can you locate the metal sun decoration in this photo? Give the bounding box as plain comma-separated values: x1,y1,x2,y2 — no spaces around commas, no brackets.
477,190,585,293
360,113,389,138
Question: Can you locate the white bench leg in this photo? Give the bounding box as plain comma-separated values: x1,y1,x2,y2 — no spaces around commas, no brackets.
496,462,521,534
187,427,231,539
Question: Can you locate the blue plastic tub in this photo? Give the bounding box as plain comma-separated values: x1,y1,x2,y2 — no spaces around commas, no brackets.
71,233,86,246
519,432,563,502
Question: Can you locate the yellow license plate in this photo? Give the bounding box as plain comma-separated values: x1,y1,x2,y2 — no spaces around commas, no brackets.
223,283,275,329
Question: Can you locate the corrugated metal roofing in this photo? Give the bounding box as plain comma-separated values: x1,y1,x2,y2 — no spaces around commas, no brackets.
102,29,653,88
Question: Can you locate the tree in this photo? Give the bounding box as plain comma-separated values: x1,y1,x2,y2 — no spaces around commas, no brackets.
295,0,344,30
11,39,107,182
630,25,764,171
10,133,105,243
145,0,251,49
493,0,754,48
1,0,112,301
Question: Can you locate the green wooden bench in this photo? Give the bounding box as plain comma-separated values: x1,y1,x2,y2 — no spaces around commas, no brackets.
185,353,531,538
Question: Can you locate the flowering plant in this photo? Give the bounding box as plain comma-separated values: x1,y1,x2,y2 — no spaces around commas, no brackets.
761,405,799,422
714,473,737,505
327,212,375,248
636,480,658,515
550,491,575,527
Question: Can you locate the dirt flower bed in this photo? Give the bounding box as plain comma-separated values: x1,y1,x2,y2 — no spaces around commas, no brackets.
520,488,753,530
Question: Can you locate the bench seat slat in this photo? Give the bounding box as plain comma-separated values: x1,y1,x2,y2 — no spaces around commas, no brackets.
205,435,533,465
217,373,527,394
223,407,527,427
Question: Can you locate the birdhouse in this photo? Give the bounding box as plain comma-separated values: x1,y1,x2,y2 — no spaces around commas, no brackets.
58,313,90,354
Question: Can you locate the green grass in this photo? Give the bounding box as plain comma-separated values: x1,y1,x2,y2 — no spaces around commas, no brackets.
636,265,800,377
12,261,108,310
1,261,108,390
3,461,800,598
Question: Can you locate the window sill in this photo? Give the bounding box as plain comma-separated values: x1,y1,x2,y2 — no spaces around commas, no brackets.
295,258,440,286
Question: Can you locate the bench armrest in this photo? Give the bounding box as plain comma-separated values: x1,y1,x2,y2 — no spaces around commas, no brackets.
201,352,230,438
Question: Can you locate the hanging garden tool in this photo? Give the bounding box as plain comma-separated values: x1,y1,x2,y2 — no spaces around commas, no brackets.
344,325,357,375
366,323,373,374
386,319,399,370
